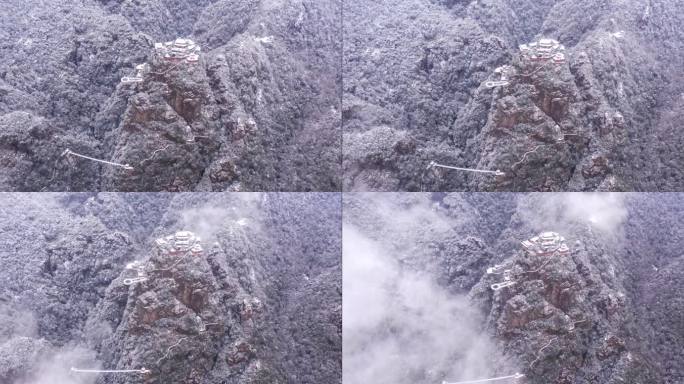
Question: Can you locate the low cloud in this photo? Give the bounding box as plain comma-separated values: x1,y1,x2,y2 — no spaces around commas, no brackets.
19,345,100,384
177,193,263,242
563,193,627,233
517,193,627,234
343,225,516,384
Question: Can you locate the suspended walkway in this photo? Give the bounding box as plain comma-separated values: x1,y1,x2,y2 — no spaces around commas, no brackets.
443,373,525,384
62,149,134,171
428,161,505,176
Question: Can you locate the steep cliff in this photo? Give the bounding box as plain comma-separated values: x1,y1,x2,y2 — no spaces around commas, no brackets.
0,0,341,191
0,193,341,384
343,0,684,191
343,193,683,383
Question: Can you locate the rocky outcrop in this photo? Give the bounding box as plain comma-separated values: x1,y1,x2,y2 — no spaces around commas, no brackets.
344,0,684,191
343,193,682,383
471,233,656,383
0,0,341,191
87,231,265,383
100,50,222,191
466,54,587,191
0,193,341,384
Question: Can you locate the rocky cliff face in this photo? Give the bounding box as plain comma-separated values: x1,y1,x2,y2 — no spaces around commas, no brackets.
343,193,683,383
343,0,684,191
99,52,222,191
0,0,341,191
470,232,657,384
0,193,341,384
87,232,232,384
